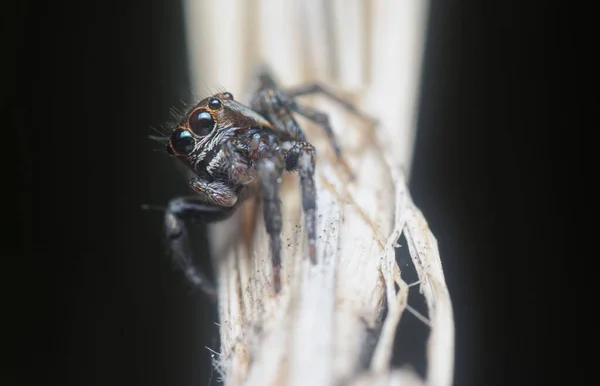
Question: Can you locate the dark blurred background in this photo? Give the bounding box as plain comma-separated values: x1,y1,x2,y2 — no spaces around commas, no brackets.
3,1,556,385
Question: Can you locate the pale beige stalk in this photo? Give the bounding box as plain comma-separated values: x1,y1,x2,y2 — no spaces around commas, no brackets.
183,1,453,385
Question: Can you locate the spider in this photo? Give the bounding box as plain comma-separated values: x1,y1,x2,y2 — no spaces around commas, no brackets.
152,68,364,297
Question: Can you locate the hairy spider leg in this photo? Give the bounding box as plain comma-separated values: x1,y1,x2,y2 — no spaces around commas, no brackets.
164,196,236,298
255,149,286,292
283,141,317,264
285,82,368,119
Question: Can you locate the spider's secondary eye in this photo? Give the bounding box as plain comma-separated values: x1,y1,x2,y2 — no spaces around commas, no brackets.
222,92,234,100
189,110,214,136
208,97,222,110
170,129,195,155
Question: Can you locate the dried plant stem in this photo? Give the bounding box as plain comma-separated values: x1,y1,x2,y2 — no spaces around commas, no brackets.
183,1,453,385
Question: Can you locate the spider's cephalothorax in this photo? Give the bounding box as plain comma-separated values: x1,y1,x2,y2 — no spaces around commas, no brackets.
157,69,363,296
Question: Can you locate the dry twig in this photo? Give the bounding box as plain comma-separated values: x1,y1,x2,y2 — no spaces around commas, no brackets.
183,1,453,384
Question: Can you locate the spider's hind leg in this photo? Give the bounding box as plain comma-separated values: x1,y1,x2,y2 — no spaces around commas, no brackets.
285,82,370,121
251,71,355,178
290,103,343,159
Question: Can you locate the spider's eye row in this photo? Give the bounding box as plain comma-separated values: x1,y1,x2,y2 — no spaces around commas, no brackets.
189,109,215,136
208,97,222,110
170,128,195,155
222,92,234,100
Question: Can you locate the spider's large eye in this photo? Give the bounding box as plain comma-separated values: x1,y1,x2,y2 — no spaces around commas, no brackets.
189,109,215,136
208,97,222,110
170,129,195,155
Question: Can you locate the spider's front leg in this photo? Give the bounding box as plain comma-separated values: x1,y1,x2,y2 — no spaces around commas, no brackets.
165,182,237,298
255,149,286,292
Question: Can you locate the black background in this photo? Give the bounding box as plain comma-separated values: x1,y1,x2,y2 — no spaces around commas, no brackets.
3,1,559,385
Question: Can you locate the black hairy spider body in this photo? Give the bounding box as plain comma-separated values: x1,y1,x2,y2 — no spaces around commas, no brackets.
152,69,364,296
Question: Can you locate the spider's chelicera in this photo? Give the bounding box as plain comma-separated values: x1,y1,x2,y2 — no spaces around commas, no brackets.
153,69,362,297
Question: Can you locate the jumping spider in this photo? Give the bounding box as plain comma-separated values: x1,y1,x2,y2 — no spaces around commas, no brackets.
153,69,364,296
